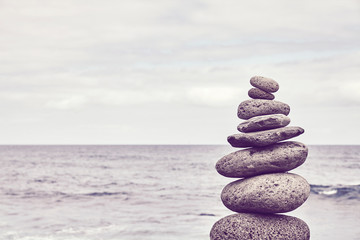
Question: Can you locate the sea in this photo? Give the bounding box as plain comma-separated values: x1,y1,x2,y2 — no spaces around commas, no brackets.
0,145,359,240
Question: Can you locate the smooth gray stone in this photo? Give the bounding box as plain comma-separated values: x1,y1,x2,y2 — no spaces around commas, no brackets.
238,99,290,120
248,87,275,100
210,213,310,240
216,141,308,178
250,76,279,93
228,126,304,148
221,173,310,214
237,114,290,132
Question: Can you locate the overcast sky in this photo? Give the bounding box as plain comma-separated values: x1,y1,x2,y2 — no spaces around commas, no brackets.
1,0,359,145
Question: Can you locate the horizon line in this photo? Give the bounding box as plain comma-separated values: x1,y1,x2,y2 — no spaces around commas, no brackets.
0,143,359,146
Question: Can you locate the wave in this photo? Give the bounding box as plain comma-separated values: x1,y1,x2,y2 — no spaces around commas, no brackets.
310,184,360,200
3,190,130,200
83,191,128,197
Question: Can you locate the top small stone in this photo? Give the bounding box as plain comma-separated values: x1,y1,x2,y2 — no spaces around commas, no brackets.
250,76,279,93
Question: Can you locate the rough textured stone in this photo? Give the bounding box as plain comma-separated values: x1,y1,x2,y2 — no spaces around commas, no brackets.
248,87,275,100
237,114,290,133
228,126,304,148
210,213,310,240
250,76,279,93
238,99,290,120
221,173,310,214
216,141,308,178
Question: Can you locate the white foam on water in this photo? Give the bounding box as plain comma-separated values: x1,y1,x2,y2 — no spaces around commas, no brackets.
320,189,338,195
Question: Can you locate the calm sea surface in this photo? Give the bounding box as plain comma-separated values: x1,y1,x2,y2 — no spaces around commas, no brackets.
0,145,359,240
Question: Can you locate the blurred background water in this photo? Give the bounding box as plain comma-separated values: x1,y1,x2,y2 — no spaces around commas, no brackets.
0,145,359,240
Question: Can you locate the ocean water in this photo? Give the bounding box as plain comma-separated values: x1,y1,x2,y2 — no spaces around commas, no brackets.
0,145,359,240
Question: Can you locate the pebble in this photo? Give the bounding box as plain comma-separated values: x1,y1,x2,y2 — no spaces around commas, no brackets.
237,114,290,133
216,141,308,178
238,99,290,120
221,173,310,214
228,126,304,148
248,87,275,100
250,76,279,93
210,213,310,240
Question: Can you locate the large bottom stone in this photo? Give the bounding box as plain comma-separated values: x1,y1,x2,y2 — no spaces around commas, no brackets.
210,213,310,240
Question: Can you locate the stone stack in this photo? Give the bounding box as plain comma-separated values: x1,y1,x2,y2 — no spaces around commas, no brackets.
210,76,310,240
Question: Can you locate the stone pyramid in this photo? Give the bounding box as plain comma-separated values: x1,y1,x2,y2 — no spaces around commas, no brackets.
210,76,310,240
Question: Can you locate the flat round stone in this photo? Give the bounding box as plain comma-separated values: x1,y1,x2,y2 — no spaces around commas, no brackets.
210,213,310,240
237,114,290,132
228,126,304,148
221,173,310,213
238,99,290,120
250,76,279,93
216,141,308,178
248,87,275,100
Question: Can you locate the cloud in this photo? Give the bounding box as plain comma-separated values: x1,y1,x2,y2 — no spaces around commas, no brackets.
0,0,359,144
187,86,242,107
45,95,88,109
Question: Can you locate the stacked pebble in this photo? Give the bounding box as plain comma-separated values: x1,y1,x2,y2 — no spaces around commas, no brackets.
210,76,310,240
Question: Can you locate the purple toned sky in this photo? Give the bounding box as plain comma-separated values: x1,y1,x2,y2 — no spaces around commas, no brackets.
1,0,359,144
